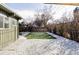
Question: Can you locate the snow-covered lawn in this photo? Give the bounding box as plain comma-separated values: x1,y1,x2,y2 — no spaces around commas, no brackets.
0,32,79,55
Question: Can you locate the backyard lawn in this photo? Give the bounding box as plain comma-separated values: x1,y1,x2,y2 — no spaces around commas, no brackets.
26,32,56,39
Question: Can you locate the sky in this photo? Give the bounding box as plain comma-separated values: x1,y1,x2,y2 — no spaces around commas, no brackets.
6,3,43,18
6,3,43,11
6,3,76,23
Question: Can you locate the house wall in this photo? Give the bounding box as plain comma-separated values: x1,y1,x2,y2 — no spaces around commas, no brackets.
0,15,18,48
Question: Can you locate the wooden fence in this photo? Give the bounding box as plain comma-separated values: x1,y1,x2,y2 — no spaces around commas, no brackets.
0,27,17,48
31,27,47,32
69,30,79,42
19,26,47,32
53,28,79,42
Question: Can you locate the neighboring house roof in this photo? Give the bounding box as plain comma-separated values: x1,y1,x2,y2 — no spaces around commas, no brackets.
0,3,22,20
45,3,79,6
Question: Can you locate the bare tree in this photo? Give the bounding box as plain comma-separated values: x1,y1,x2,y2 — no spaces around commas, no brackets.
34,4,55,28
41,5,53,27
33,13,43,27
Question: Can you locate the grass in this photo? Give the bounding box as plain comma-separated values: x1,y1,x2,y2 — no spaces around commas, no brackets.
26,32,56,39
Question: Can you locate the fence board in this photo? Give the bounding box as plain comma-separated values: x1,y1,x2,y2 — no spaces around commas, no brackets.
0,27,17,49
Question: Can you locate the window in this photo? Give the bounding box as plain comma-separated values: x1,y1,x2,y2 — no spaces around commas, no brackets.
0,16,3,28
9,17,17,28
0,15,17,28
4,17,9,28
12,18,17,26
12,19,15,25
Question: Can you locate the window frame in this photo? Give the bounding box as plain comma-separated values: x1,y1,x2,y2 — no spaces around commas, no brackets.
0,16,5,29
4,17,10,28
0,16,17,29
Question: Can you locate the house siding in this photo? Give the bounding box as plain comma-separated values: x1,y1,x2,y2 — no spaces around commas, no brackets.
0,4,22,49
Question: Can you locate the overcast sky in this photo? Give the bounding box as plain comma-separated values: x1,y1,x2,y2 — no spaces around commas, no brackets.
6,3,76,23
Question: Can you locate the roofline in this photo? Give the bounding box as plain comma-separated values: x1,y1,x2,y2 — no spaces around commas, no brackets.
44,3,79,6
0,3,22,20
